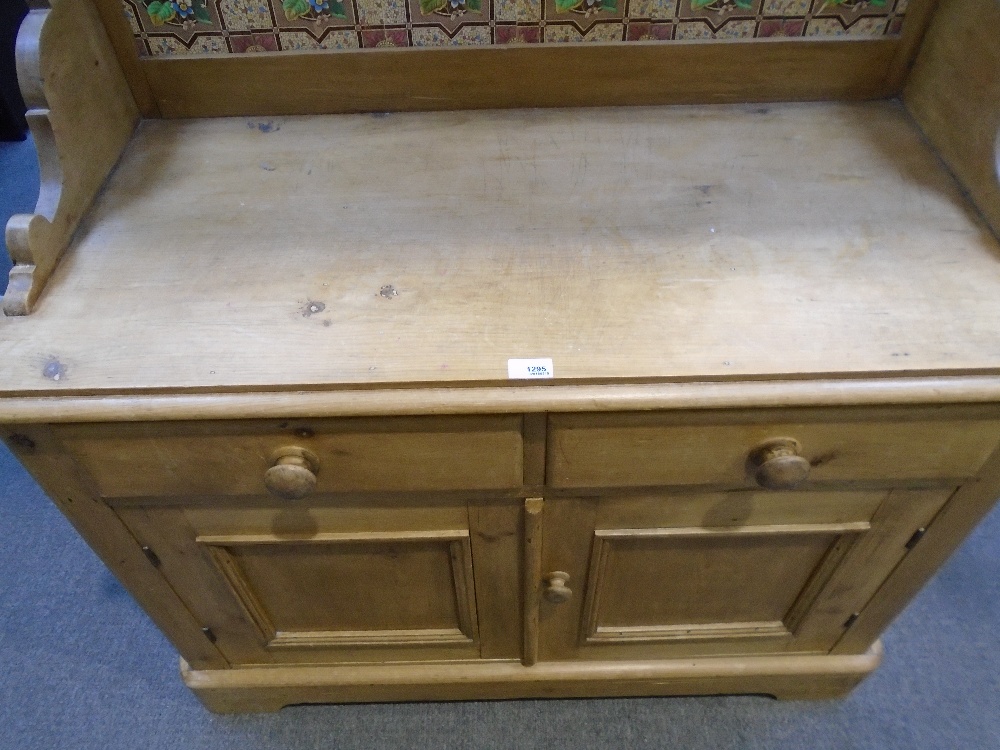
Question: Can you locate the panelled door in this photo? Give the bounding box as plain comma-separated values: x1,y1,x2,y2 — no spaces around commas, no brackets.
537,488,952,660
115,495,522,666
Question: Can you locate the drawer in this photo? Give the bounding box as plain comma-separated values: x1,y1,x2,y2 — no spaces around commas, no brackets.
548,410,1000,489
56,416,524,498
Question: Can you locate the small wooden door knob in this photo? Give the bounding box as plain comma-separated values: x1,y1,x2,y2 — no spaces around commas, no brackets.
543,571,572,604
264,447,319,500
749,438,810,490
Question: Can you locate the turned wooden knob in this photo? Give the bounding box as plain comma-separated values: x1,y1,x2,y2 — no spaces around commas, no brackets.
543,571,572,604
748,438,810,490
264,447,319,500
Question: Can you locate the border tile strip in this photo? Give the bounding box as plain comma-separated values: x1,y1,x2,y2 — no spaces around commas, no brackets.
122,0,908,55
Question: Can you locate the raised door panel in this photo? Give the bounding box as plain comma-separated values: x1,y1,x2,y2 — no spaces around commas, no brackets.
115,499,507,665
539,489,952,660
203,531,478,650
581,525,861,645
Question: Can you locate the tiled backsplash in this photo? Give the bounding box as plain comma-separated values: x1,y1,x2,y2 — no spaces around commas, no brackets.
123,0,907,55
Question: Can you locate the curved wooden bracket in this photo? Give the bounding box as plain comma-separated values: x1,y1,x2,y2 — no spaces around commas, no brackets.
3,0,139,316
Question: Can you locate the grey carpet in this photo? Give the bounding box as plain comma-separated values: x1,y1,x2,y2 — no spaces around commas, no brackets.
1,137,999,750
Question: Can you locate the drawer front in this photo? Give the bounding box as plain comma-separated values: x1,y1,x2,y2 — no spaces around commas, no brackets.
548,410,1000,488
56,416,523,498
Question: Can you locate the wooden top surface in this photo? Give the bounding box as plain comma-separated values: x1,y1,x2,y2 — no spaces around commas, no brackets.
3,100,1000,397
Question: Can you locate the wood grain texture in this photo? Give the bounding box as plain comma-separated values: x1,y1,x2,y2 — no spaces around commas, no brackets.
3,0,138,315
180,643,883,712
89,0,157,115
116,497,487,665
54,416,524,497
522,498,544,667
791,488,952,650
6,377,1000,423
883,0,943,90
544,486,932,662
548,412,1000,488
3,102,1000,393
904,0,1000,239
468,499,522,661
140,39,900,119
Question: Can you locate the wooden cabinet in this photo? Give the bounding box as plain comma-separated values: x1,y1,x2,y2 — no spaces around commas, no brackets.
6,403,998,712
5,0,1000,714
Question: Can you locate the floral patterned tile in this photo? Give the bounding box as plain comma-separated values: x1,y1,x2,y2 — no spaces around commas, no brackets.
625,21,673,39
545,0,623,35
124,2,143,32
674,18,756,38
678,0,762,22
409,0,490,33
758,17,804,36
229,30,280,49
761,0,810,13
544,21,624,41
494,0,543,21
121,0,907,55
628,0,677,19
360,27,410,46
218,0,273,30
812,0,894,24
279,29,361,47
806,15,888,35
146,33,228,54
411,24,494,44
495,24,541,41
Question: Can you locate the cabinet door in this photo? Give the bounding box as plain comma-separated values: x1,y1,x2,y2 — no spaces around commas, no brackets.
115,496,521,666
538,489,952,660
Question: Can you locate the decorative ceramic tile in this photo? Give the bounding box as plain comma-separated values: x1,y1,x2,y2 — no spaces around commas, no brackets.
495,24,541,42
678,0,761,22
229,30,280,49
544,21,623,41
279,0,353,22
545,0,624,35
673,19,713,37
758,17,804,35
133,0,220,37
147,33,228,54
218,0,274,30
279,29,361,47
494,0,542,21
122,0,906,55
628,0,677,19
806,15,887,35
355,0,407,25
761,0,809,13
124,2,142,32
411,24,494,44
812,0,893,25
625,21,673,39
675,18,756,37
409,0,489,34
360,27,410,46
